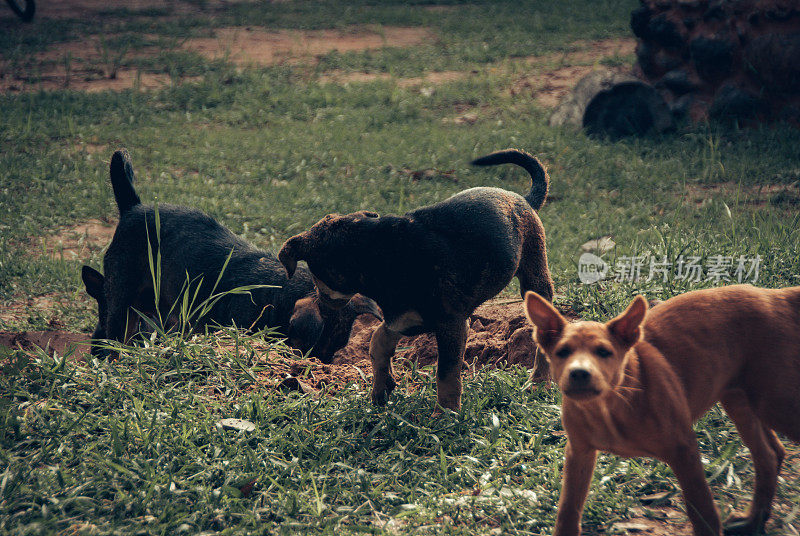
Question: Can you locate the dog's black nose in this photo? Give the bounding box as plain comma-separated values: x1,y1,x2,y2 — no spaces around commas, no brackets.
569,368,591,385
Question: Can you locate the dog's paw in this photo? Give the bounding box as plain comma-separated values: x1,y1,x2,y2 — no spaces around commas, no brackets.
723,513,763,535
370,376,396,406
91,346,118,361
433,397,461,415
430,405,459,419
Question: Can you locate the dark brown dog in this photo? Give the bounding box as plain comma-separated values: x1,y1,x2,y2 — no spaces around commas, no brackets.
524,285,800,536
279,149,554,411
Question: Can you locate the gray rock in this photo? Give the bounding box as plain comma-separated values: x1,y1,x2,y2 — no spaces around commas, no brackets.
703,1,728,22
745,32,800,94
631,6,653,39
690,36,735,81
669,93,695,119
550,69,674,139
710,83,764,119
636,41,659,77
581,236,616,254
217,418,257,432
550,70,638,128
659,68,699,94
649,14,685,49
653,49,684,73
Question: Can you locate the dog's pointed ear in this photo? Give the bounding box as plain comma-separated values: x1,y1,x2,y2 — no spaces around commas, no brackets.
607,295,648,347
524,291,565,346
81,265,105,301
278,235,307,279
111,148,136,184
347,294,383,321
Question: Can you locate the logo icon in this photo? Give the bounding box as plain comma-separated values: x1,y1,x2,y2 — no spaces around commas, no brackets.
578,253,608,284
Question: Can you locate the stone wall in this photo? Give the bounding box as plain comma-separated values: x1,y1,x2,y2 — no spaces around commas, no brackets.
632,0,800,124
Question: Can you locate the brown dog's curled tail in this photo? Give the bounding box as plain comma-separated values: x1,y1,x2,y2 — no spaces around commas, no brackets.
109,149,142,216
471,149,549,211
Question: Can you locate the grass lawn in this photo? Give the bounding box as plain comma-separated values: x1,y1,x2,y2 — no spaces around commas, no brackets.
1,0,799,534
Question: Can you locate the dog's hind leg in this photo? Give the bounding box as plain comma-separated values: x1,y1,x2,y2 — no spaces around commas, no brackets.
517,234,554,302
434,320,468,412
369,322,402,405
518,236,555,383
721,389,784,535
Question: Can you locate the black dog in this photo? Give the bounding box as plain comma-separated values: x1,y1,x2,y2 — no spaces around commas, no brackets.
87,149,381,361
278,149,554,411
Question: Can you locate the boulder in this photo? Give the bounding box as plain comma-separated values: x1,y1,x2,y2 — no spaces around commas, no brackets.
550,69,673,139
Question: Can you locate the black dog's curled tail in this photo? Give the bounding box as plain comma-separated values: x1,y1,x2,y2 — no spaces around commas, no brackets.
471,149,549,211
110,149,141,215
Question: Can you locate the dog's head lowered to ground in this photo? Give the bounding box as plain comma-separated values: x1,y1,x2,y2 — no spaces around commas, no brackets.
81,265,107,349
524,292,648,401
288,294,382,363
279,210,381,307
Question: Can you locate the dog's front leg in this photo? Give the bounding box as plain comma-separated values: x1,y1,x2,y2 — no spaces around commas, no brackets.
554,439,597,536
433,320,468,412
368,322,402,405
666,437,722,536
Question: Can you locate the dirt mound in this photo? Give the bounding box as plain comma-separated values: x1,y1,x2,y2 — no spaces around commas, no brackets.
209,298,548,398
0,330,90,359
185,26,434,67
334,299,549,379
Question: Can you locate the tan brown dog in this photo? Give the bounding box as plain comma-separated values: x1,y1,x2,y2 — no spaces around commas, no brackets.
524,285,800,536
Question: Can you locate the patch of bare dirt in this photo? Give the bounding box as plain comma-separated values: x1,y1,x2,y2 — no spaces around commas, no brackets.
0,29,201,93
0,330,89,359
518,64,602,108
205,298,549,398
421,5,462,12
1,67,201,94
399,70,469,87
318,69,470,87
0,294,65,325
2,0,258,21
2,23,435,93
683,182,800,209
526,38,636,67
320,38,633,96
606,500,797,535
72,141,110,155
607,505,693,535
510,38,636,108
184,26,435,67
39,218,116,260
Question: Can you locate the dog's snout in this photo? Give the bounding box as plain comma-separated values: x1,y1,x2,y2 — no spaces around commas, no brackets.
569,368,592,385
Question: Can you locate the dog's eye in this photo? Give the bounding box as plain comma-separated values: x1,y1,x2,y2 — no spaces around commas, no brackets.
595,347,612,358
555,347,572,359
